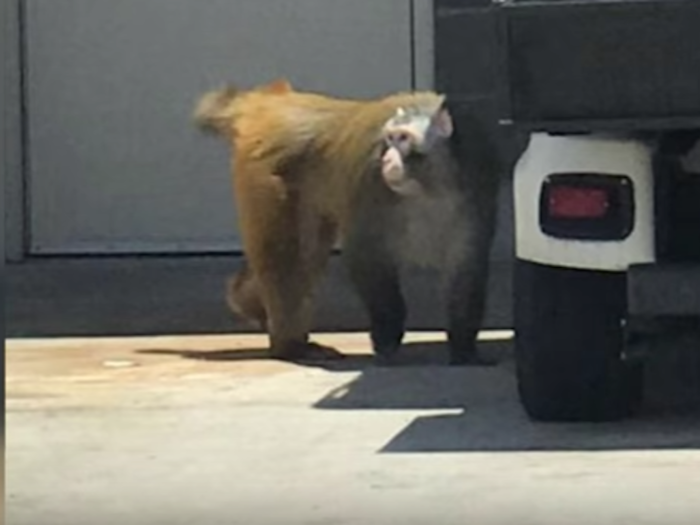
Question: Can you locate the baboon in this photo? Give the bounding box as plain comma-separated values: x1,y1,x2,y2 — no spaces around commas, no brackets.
194,79,500,365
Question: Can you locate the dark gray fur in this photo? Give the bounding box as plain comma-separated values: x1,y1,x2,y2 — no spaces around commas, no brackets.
343,106,503,365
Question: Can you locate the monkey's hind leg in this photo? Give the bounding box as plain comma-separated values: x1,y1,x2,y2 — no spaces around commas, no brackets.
263,284,341,362
225,264,268,330
244,201,342,363
258,247,342,362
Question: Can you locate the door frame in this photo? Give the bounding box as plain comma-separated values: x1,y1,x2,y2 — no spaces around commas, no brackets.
3,0,25,262
412,0,435,91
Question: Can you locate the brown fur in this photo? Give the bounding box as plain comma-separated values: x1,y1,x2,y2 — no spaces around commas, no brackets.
224,265,267,330
195,79,446,360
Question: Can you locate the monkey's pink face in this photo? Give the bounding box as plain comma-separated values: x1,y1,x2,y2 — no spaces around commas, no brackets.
384,129,417,157
379,106,454,196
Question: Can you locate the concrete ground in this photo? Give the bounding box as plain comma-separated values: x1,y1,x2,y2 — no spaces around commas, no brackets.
6,330,700,525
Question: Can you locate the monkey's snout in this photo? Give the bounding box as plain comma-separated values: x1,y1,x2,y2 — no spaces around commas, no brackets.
381,147,422,196
381,148,405,182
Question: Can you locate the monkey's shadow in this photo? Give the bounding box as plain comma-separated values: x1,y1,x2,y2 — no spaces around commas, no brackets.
311,341,700,454
313,339,700,453
136,339,505,372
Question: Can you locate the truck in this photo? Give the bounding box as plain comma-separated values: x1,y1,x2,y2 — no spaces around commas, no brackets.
436,0,700,422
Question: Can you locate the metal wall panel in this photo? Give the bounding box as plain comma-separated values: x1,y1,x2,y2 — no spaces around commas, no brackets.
25,0,414,254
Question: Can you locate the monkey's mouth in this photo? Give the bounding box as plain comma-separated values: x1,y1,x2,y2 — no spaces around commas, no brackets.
386,178,422,197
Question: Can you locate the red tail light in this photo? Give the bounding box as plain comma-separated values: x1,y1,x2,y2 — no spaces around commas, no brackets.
539,173,635,241
547,186,610,219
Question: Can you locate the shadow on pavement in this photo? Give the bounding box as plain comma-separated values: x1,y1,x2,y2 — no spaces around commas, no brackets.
137,335,700,454
136,346,372,371
311,339,700,453
136,338,507,372
378,409,700,453
310,340,513,408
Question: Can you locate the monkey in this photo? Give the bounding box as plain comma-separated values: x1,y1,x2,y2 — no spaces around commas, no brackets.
194,79,501,365
343,104,500,366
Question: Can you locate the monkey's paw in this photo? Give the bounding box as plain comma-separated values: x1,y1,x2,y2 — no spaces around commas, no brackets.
371,345,402,367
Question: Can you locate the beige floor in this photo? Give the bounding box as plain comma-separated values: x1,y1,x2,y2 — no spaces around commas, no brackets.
6,331,513,410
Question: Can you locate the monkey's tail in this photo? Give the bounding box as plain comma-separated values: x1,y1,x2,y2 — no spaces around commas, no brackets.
193,85,240,136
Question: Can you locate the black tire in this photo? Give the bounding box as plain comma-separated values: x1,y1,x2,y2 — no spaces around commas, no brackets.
514,259,644,422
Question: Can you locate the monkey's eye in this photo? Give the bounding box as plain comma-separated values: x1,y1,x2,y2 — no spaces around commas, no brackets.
393,132,410,144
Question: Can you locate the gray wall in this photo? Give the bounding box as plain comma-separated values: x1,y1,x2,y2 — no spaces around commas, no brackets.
22,0,418,255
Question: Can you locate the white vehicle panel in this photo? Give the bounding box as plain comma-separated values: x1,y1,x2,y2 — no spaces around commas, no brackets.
514,133,656,271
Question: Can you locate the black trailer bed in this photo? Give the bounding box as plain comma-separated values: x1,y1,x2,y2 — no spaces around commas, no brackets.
495,0,700,132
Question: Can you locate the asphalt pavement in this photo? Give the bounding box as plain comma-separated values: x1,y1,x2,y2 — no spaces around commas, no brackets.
6,331,700,525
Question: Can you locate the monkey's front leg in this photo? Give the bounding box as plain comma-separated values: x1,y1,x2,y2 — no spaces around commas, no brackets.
444,242,498,367
344,229,407,366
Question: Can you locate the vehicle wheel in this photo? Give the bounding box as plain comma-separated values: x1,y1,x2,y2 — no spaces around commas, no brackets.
514,259,644,422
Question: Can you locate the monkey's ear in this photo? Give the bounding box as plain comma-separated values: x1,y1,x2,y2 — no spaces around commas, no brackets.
431,108,453,138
